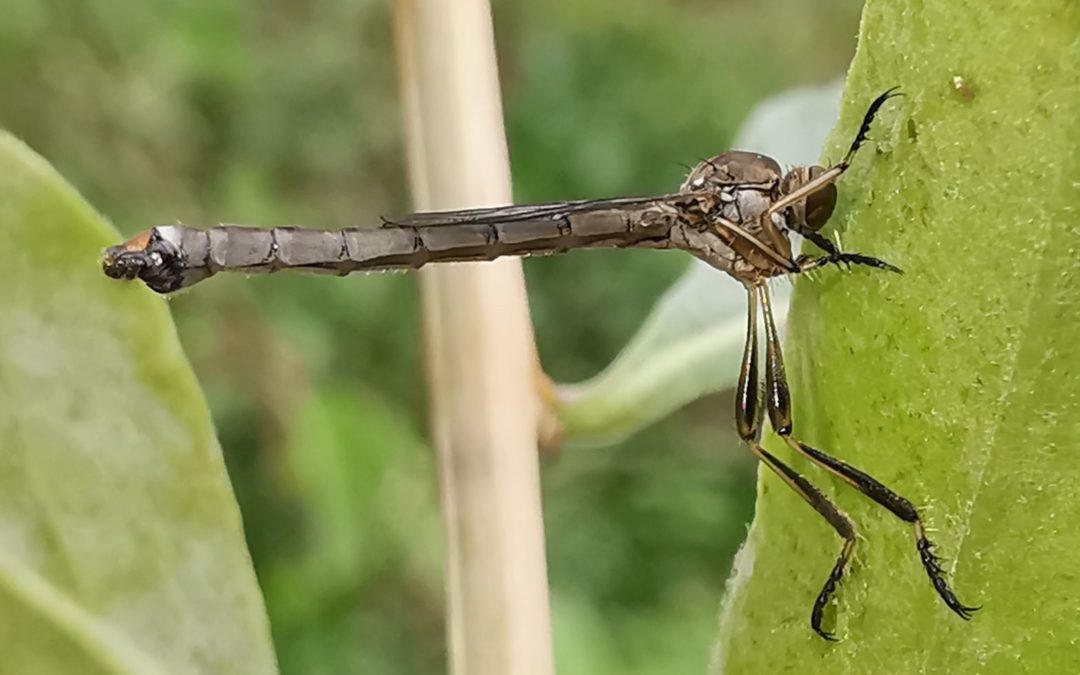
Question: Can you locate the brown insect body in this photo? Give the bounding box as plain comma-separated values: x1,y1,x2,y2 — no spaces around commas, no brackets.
101,89,977,640
100,154,841,294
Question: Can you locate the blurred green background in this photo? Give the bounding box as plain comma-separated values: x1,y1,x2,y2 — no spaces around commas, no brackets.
0,0,862,672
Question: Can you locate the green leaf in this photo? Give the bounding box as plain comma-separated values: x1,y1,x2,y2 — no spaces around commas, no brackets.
0,132,277,674
554,81,843,446
713,0,1079,672
264,387,444,675
267,387,442,616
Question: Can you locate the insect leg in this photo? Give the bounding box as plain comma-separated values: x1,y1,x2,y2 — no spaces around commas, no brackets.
788,215,902,274
717,215,801,274
794,228,904,275
757,283,979,621
735,285,766,442
837,87,903,170
765,88,902,219
737,285,857,641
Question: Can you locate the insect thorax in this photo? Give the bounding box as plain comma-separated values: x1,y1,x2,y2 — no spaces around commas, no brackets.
678,151,794,281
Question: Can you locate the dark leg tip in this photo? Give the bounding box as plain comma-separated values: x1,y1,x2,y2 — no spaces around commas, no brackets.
870,87,905,112
813,626,840,643
810,573,847,643
835,252,903,275
946,598,981,621
843,88,905,164
880,85,904,100
916,531,979,622
811,603,840,642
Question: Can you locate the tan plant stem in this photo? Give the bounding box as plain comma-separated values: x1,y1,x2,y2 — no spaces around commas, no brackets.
392,2,555,674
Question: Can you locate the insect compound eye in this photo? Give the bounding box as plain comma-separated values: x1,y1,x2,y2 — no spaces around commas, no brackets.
804,165,837,231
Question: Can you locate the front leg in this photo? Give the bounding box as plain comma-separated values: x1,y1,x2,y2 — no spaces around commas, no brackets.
796,229,903,275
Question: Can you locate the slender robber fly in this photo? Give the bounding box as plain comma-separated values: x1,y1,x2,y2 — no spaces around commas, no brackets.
103,89,977,639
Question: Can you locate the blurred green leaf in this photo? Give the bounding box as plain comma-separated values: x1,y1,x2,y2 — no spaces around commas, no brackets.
272,386,441,607
554,82,845,446
714,0,1080,671
265,386,445,675
0,132,277,674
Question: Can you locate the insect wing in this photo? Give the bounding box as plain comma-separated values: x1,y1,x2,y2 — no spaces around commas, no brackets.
382,194,685,228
